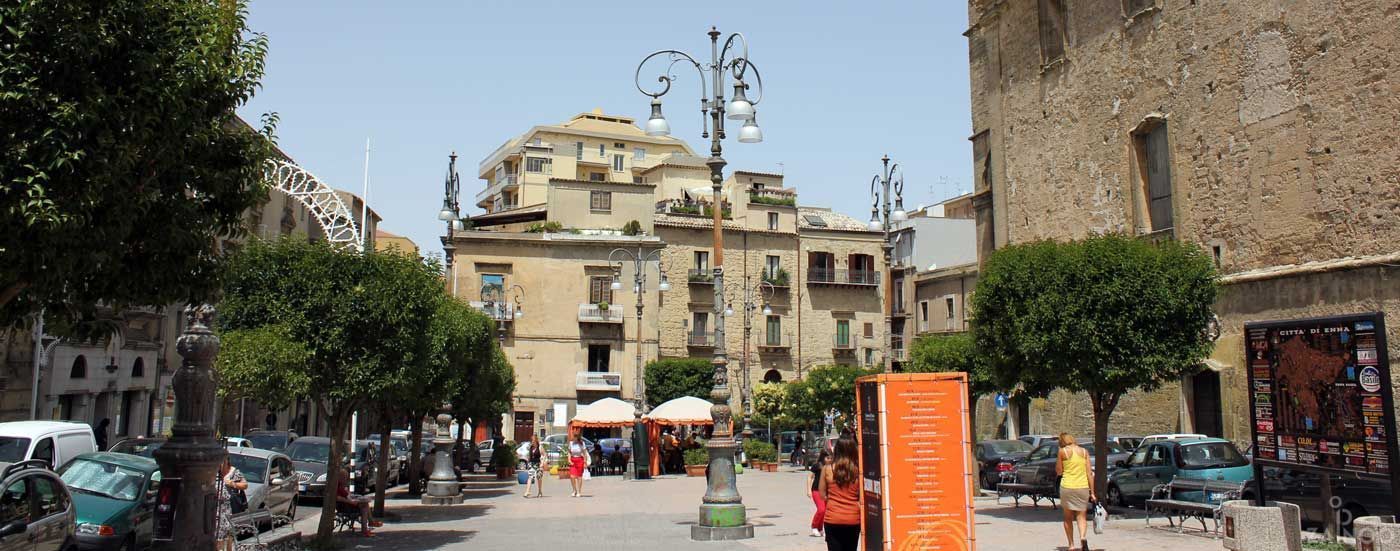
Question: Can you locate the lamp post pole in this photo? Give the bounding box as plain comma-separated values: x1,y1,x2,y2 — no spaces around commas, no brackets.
635,26,764,541
732,278,774,441
438,152,466,297
868,155,906,373
609,247,669,481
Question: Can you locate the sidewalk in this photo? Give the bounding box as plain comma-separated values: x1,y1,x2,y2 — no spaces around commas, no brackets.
291,470,1227,550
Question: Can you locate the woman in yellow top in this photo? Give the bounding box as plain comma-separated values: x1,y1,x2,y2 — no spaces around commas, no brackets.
1055,433,1095,551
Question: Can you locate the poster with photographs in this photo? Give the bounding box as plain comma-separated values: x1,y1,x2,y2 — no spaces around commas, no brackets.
1245,313,1395,478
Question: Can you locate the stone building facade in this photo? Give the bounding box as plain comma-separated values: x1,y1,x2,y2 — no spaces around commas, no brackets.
965,0,1400,443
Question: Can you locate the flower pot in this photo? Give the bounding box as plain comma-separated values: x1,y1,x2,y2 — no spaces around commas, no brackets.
685,464,707,477
764,463,778,472
517,470,529,485
496,467,511,480
558,470,572,480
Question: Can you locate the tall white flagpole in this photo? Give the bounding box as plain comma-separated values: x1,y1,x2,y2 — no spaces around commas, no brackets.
361,137,371,246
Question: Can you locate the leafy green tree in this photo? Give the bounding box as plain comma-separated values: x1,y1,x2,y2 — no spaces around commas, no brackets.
0,0,276,325
643,358,714,408
452,343,516,456
783,365,877,428
972,234,1217,493
907,333,997,437
752,382,786,444
216,324,310,410
219,239,444,542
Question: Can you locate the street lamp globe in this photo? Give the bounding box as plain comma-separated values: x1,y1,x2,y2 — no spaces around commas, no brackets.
514,306,524,319
726,81,755,121
761,304,772,316
645,99,671,137
438,203,455,222
611,277,623,291
451,218,466,231
658,276,671,292
737,117,763,144
724,304,735,317
892,208,908,222
868,217,882,231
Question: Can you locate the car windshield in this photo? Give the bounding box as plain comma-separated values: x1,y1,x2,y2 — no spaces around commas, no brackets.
247,433,289,452
1084,442,1126,455
287,442,329,463
110,440,163,458
1178,442,1248,470
60,459,148,501
228,454,267,484
0,437,30,463
1118,438,1142,450
390,440,408,454
984,441,1032,455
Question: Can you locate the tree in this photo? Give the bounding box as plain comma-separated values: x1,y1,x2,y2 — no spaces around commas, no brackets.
219,239,444,543
216,324,310,410
0,0,276,325
783,365,877,428
451,343,516,459
752,382,786,444
972,234,1217,494
643,358,714,408
907,333,997,438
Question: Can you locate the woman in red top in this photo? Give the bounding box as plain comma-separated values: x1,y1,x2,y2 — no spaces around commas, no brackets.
819,435,862,551
335,467,382,536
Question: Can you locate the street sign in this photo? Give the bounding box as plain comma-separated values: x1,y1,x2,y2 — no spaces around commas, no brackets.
994,393,1009,411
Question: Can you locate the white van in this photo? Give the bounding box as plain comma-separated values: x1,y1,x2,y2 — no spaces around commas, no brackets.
0,421,97,469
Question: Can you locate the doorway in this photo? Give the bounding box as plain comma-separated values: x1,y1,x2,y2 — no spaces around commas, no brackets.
1190,370,1223,438
513,411,535,443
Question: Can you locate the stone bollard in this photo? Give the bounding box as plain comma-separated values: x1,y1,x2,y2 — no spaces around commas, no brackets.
1220,500,1301,551
422,405,464,505
1355,516,1400,550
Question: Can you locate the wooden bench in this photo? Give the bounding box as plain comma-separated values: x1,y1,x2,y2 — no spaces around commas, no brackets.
996,476,1059,509
1145,477,1247,536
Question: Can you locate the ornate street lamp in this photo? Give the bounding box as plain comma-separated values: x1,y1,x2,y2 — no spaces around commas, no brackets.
439,153,466,297
867,155,906,373
730,278,775,441
151,305,225,549
608,247,669,481
634,26,764,541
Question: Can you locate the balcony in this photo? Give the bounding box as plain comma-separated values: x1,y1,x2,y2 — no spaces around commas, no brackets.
832,334,856,352
687,332,716,347
807,269,879,287
656,198,732,219
469,301,515,323
757,332,792,352
578,303,624,324
576,371,622,392
475,174,519,204
687,269,714,285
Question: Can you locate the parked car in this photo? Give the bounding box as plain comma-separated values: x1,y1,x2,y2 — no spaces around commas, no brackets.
543,434,593,452
107,438,165,458
475,440,496,470
0,421,97,470
58,452,160,551
1011,440,1131,490
225,437,252,449
974,439,1033,489
245,430,298,453
1106,438,1253,507
348,442,384,491
285,436,333,497
0,459,77,551
1017,434,1058,450
227,447,298,528
1139,433,1208,446
598,438,632,457
1256,467,1393,536
366,434,411,482
1107,435,1144,451
800,436,837,467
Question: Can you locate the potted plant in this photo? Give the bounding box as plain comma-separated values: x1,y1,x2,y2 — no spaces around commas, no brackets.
597,301,610,312
555,448,572,479
493,440,518,479
684,448,708,477
745,440,779,472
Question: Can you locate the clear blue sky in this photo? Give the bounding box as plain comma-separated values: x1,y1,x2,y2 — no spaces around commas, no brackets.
239,1,972,252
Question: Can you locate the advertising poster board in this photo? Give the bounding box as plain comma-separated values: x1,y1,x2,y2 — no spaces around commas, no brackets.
1244,313,1400,511
855,373,976,551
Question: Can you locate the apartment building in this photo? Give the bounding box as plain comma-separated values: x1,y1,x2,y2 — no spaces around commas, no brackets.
451,110,886,441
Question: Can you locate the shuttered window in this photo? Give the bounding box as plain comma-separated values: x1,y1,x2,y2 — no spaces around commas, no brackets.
1143,124,1173,232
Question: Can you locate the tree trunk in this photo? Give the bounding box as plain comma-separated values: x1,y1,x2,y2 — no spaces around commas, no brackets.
453,416,466,471
968,390,980,444
407,410,424,495
372,410,392,516
315,407,351,544
1089,392,1121,500
0,281,27,311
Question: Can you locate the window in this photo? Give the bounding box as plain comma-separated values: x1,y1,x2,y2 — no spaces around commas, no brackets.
587,344,610,373
849,254,876,283
1037,0,1067,64
864,322,874,339
132,358,144,379
893,280,905,312
865,348,875,367
589,172,605,182
576,141,584,160
33,477,65,519
694,251,709,271
70,356,86,379
919,301,930,332
633,148,645,161
767,212,779,230
32,438,53,469
590,191,612,212
946,297,957,330
766,316,781,345
1145,445,1169,467
613,154,624,172
692,312,709,334
481,274,504,296
598,144,605,158
532,138,542,146
765,256,781,279
525,157,550,173
1138,122,1173,232
632,176,643,184
613,142,625,149
0,479,28,526
836,320,851,347
752,182,765,191
589,276,613,305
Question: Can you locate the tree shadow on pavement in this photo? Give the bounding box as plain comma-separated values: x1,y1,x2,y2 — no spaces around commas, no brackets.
386,504,493,523
333,529,475,550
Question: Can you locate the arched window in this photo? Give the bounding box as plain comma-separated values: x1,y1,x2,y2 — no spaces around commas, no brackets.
71,356,87,379
131,358,144,379
763,369,782,383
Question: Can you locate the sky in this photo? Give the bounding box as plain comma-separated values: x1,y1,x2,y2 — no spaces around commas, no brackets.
238,1,972,252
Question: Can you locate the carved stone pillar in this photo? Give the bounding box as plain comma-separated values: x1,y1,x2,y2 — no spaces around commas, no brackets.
422,404,463,505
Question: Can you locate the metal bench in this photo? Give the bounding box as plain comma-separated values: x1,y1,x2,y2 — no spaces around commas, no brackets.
996,476,1059,509
1145,477,1247,536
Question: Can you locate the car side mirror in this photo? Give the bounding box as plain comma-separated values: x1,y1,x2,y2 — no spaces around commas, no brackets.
0,520,25,538
271,478,285,486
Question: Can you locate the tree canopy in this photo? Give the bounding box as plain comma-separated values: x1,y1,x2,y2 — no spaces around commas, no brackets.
783,364,877,426
906,333,997,397
0,0,276,325
644,358,714,408
972,234,1217,492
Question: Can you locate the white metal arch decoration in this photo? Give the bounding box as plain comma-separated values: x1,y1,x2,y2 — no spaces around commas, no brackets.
263,159,363,251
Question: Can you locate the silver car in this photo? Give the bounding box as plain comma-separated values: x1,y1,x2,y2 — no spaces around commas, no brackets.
228,447,299,529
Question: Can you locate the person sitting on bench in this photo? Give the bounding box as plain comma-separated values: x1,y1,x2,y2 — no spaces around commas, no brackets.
335,467,382,536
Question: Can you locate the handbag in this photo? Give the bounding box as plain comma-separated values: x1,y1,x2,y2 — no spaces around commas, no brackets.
230,487,249,515
1092,500,1107,534
583,469,592,481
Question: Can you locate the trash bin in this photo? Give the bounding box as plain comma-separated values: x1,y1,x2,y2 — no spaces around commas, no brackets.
1354,516,1400,550
1220,500,1301,551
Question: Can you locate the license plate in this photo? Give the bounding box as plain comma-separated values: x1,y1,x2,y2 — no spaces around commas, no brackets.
299,483,308,492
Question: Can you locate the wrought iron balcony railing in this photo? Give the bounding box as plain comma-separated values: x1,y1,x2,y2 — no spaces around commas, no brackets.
807,269,879,286
577,303,623,324
576,371,622,391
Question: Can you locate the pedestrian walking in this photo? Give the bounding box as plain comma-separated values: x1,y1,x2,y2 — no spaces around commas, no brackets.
94,418,110,451
568,433,589,497
819,435,861,551
807,448,831,538
1055,433,1095,551
522,435,544,498
216,457,249,551
792,433,805,466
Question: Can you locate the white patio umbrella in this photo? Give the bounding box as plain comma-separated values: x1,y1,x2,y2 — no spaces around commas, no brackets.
569,397,637,429
645,396,716,426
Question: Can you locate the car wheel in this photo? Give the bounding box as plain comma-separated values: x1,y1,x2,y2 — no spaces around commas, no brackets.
1106,484,1124,508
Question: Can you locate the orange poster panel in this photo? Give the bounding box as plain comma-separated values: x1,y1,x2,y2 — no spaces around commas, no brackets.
857,373,975,551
